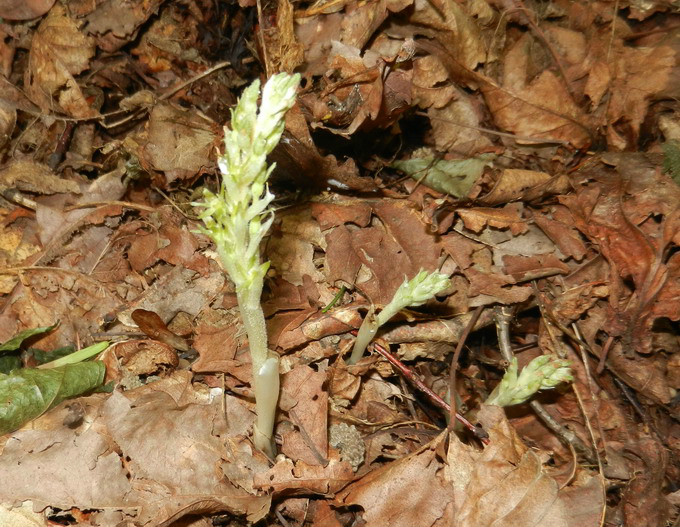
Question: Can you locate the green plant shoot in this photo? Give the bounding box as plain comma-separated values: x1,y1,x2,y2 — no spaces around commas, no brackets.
347,269,451,365
485,355,573,407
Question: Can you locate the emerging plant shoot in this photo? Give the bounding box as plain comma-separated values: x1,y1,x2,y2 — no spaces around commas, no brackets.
485,355,573,407
347,269,451,365
194,72,300,457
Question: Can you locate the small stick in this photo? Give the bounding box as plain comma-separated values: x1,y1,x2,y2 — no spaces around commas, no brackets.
356,334,489,444
448,306,484,429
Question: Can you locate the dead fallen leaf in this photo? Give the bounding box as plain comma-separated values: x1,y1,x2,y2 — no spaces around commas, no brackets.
26,5,97,118
479,33,591,147
0,160,80,195
131,309,191,352
280,365,329,465
254,455,355,495
142,102,219,185
338,432,453,527
446,405,605,527
606,45,675,150
0,0,55,20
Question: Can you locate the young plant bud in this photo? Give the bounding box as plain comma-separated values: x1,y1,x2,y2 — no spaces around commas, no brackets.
348,269,450,365
485,356,573,407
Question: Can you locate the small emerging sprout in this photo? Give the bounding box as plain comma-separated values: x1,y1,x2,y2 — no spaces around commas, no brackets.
485,355,573,407
347,269,451,365
193,72,300,457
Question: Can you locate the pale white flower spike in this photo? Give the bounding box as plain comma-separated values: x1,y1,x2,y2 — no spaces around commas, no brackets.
194,73,300,457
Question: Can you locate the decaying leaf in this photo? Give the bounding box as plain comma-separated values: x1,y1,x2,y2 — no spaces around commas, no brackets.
392,153,494,197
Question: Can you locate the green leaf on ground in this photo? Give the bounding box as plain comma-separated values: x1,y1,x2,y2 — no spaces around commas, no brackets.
391,154,495,197
0,323,58,353
0,362,106,435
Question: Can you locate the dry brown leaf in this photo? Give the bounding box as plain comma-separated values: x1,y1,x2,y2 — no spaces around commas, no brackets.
26,5,96,118
606,45,675,150
547,283,609,326
479,33,591,147
465,268,533,305
411,55,457,110
115,339,179,376
339,0,413,50
562,164,680,355
309,500,344,527
142,102,219,185
482,168,552,205
329,358,363,403
584,59,611,108
131,309,191,352
409,0,486,72
0,417,132,508
501,253,570,281
82,0,165,53
338,433,453,527
5,268,120,351
116,266,225,327
0,0,55,20
254,456,355,495
446,405,604,527
191,322,240,373
312,201,373,230
622,438,670,526
127,210,210,275
268,231,320,286
458,205,528,235
280,365,329,465
428,94,494,155
295,14,344,76
0,160,80,195
323,200,441,304
532,207,588,262
607,342,672,404
0,373,271,526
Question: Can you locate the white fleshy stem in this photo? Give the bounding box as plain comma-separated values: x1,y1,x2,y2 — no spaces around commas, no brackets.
238,289,269,374
238,293,279,457
347,306,378,365
253,356,280,458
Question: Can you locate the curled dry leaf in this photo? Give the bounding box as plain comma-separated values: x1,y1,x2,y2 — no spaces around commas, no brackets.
115,339,179,376
0,160,80,195
131,309,191,352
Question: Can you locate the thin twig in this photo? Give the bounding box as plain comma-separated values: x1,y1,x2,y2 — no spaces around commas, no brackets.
64,200,156,212
448,306,484,429
361,336,490,444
